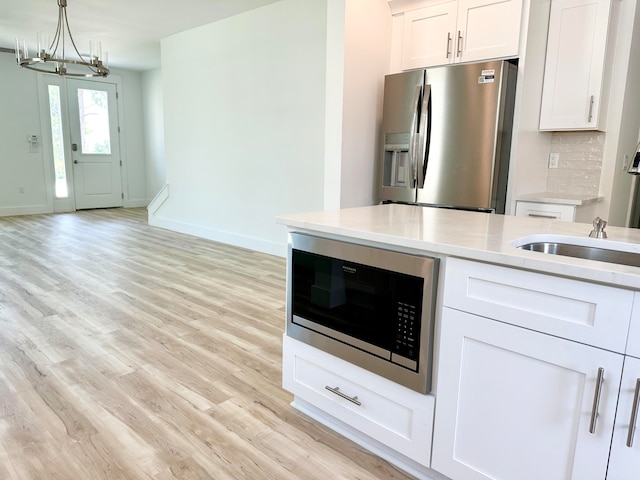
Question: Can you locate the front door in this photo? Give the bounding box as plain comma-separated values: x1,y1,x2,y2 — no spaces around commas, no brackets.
67,79,122,210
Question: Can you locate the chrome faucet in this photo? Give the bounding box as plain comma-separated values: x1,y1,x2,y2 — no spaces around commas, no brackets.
589,217,607,239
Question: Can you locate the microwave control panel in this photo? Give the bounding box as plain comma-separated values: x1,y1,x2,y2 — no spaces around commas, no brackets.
394,300,420,361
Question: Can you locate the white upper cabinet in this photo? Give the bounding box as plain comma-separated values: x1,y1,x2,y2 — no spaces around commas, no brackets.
401,1,458,69
399,0,523,70
539,0,613,131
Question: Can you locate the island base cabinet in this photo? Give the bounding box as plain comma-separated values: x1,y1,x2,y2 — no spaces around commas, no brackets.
432,307,623,480
607,356,640,479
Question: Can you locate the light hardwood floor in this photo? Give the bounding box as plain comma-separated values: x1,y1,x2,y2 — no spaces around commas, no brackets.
0,208,414,480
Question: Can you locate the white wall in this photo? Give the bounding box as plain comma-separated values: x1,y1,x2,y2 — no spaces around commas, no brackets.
0,52,50,215
0,51,148,214
142,68,165,200
340,0,391,208
155,0,329,256
152,0,391,256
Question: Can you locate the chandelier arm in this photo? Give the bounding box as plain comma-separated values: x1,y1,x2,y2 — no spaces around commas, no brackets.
63,7,88,63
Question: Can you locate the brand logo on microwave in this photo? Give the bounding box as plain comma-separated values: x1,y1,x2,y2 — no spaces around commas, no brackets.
342,265,357,274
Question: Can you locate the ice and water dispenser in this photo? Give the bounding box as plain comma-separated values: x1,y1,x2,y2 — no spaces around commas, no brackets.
382,132,412,188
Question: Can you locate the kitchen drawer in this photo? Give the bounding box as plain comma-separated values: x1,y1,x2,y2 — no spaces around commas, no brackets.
443,257,634,352
282,335,434,467
515,200,576,221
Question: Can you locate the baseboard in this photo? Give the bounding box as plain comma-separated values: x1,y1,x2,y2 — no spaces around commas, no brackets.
124,198,149,208
147,184,169,215
0,204,51,217
149,215,285,257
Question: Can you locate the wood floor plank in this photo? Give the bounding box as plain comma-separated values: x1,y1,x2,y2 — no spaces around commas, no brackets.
0,208,414,479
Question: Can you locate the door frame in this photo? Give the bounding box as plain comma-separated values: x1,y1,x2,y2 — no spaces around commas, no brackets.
38,72,129,213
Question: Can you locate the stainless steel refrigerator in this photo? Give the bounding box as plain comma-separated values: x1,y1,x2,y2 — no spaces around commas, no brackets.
379,60,517,213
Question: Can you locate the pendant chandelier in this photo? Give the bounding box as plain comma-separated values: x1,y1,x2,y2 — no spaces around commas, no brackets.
15,0,109,77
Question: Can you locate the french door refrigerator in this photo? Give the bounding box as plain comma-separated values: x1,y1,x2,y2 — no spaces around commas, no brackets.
379,60,517,213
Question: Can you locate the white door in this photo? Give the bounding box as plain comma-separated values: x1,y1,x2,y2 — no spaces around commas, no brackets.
432,307,623,480
67,79,122,210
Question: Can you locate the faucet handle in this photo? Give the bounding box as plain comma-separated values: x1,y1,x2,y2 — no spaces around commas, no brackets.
589,217,607,239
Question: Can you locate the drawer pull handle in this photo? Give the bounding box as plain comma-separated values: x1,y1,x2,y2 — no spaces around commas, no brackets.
325,385,361,406
588,95,595,122
527,213,558,219
627,378,640,447
589,367,605,434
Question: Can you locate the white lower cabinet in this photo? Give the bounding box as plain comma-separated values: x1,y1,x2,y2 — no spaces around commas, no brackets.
432,307,623,480
282,335,435,468
607,356,640,479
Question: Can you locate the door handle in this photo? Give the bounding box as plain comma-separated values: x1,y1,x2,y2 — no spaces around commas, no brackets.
589,367,605,434
627,378,640,447
457,30,463,57
74,160,78,164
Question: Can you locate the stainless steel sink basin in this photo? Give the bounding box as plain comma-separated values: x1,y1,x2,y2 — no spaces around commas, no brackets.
517,241,640,267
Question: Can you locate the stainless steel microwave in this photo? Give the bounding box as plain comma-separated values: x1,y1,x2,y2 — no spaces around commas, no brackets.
286,233,439,394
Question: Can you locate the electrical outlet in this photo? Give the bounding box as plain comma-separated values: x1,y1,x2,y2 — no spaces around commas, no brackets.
549,153,559,169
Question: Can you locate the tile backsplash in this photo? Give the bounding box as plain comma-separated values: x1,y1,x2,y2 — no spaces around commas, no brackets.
546,131,605,197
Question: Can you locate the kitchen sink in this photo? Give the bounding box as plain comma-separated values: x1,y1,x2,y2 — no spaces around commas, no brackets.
511,234,640,267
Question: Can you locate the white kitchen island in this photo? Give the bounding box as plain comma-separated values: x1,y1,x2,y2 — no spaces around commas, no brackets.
277,204,640,480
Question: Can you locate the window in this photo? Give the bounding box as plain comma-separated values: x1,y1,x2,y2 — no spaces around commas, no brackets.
48,85,68,198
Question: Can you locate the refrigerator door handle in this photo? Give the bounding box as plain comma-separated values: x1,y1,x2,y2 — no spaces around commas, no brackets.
409,85,422,188
417,84,431,189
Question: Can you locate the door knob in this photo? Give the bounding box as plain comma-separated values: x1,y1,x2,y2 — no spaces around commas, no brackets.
74,160,78,164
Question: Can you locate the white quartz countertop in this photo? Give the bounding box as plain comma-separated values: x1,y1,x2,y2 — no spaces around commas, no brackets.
277,204,640,290
516,192,603,206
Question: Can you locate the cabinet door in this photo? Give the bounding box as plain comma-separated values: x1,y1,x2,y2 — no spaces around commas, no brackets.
457,0,523,63
539,0,612,130
432,308,623,480
401,2,458,70
607,356,640,479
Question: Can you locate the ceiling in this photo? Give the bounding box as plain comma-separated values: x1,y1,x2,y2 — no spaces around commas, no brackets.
0,0,282,71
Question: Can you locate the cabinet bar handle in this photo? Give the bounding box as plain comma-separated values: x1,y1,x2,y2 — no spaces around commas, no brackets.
527,213,559,219
446,32,452,58
588,95,595,122
325,385,361,406
456,31,463,57
589,367,605,434
626,378,640,447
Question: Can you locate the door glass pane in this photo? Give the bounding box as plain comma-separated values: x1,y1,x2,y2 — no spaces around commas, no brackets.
48,85,68,198
77,88,111,154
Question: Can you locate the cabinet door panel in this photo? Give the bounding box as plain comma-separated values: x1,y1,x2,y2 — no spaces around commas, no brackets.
401,2,458,70
458,0,523,62
607,356,640,479
432,308,622,480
